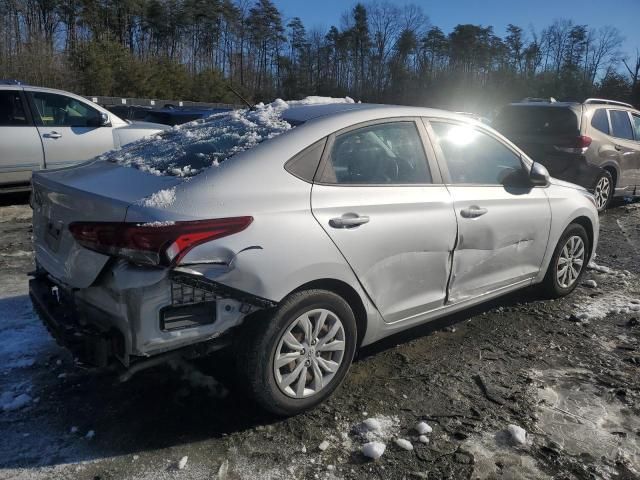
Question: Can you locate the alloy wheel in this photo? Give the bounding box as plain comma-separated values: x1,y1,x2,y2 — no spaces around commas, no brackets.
594,176,611,210
556,235,585,289
274,308,346,399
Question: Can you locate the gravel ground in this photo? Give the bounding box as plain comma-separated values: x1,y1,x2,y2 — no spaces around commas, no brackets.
1,193,640,480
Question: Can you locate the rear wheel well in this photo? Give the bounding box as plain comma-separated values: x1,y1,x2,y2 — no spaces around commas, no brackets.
289,279,368,348
603,166,617,188
571,216,594,255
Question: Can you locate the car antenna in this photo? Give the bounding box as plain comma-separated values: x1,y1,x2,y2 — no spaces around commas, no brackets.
227,84,255,111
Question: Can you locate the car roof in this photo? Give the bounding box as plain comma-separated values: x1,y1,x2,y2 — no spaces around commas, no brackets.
282,102,473,124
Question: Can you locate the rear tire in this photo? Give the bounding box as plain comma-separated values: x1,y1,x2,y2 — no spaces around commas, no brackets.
593,171,613,212
235,289,357,416
540,223,590,298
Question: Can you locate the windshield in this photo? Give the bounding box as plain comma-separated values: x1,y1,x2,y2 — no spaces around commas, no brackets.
494,106,579,136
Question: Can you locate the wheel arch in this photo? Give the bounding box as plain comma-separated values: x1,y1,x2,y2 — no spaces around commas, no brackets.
570,215,595,258
602,165,618,188
288,278,368,348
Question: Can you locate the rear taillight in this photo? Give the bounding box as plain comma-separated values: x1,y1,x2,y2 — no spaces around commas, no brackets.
554,135,592,154
68,217,253,266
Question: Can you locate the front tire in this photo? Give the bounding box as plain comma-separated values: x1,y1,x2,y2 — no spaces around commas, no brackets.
236,289,357,416
541,223,589,298
593,171,613,212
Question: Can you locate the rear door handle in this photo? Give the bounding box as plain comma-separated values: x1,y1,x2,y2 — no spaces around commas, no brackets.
329,214,370,228
614,145,623,152
43,131,62,139
460,206,488,218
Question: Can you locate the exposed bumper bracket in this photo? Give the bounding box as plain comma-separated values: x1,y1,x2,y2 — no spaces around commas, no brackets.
170,271,277,310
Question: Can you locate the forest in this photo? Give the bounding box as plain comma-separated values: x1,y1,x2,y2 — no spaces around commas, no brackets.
1,0,639,113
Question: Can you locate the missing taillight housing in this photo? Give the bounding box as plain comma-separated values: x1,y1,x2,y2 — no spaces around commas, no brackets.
68,217,253,267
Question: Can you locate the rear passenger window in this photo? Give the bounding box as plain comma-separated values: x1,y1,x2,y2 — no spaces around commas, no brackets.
431,122,524,185
318,121,431,185
632,114,640,141
591,109,609,135
610,110,634,140
0,91,28,126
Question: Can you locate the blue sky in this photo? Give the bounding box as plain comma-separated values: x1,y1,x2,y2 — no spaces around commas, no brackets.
273,0,639,60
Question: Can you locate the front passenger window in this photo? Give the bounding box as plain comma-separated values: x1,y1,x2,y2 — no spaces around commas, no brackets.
30,92,101,128
431,122,525,185
318,121,431,184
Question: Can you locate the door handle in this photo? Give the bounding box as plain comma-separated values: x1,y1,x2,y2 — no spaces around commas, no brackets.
43,131,62,139
614,145,623,152
460,206,488,218
329,214,370,228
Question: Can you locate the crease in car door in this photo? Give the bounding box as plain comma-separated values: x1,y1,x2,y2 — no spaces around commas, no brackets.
428,120,552,304
310,119,458,324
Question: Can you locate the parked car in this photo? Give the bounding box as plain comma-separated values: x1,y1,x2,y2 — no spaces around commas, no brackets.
0,81,169,190
29,99,599,415
493,97,640,211
142,106,232,126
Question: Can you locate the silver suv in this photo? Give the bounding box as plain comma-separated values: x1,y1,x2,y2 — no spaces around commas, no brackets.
494,98,640,211
0,81,168,190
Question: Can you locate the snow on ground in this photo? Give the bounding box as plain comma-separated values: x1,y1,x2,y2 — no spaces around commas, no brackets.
462,431,547,480
570,261,638,321
106,96,354,178
531,368,640,475
353,415,400,442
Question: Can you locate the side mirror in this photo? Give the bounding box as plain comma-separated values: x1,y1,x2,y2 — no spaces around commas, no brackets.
529,162,550,187
87,112,110,127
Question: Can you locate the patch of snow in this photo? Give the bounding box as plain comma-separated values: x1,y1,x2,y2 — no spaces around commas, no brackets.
415,421,432,434
137,221,176,227
532,368,640,473
362,441,386,460
0,392,32,411
462,433,548,479
506,424,527,446
418,435,429,444
354,415,400,442
138,187,176,209
394,438,413,451
70,426,79,434
582,279,598,288
85,430,95,439
318,440,330,451
177,456,188,470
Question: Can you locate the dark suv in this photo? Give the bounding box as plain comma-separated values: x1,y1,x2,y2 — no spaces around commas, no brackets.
494,98,640,211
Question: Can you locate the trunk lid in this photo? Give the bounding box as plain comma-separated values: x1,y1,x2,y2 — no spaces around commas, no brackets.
32,160,180,288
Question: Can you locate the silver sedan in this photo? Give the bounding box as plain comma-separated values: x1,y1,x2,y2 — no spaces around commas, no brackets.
29,99,599,415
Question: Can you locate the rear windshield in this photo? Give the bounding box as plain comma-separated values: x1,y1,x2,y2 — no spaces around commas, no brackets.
493,106,579,136
103,105,293,177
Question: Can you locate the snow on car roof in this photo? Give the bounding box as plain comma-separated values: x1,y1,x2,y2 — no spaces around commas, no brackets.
104,96,359,178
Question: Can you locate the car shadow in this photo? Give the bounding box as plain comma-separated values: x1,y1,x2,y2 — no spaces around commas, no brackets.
0,284,544,470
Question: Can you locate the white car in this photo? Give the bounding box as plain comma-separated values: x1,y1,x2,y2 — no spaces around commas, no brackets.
0,81,168,189
29,98,599,415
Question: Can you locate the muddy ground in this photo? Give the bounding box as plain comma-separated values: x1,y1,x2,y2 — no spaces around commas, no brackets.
1,192,640,480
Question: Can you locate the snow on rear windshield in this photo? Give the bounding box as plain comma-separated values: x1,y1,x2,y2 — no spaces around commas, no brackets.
104,96,355,177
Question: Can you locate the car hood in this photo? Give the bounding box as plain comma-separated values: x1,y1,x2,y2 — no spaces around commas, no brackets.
549,177,588,192
120,120,171,131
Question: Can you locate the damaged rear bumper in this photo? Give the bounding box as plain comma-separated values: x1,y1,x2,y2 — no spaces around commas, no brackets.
29,266,277,372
